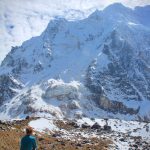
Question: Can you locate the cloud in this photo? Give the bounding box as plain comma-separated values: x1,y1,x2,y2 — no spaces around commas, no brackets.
0,0,150,63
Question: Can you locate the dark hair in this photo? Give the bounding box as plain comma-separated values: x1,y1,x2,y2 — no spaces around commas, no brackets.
26,126,33,135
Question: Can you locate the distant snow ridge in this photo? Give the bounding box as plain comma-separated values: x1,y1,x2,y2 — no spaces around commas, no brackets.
0,3,150,121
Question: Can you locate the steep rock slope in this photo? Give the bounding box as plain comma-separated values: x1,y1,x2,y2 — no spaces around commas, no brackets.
0,3,150,120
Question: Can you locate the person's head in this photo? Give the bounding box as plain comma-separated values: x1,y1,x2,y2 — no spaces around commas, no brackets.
26,126,33,135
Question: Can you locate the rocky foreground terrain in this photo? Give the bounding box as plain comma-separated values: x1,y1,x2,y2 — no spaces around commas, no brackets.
0,117,149,150
0,117,110,150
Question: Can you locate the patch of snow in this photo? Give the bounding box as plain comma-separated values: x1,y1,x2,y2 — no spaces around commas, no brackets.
128,22,139,26
29,118,58,132
77,117,150,140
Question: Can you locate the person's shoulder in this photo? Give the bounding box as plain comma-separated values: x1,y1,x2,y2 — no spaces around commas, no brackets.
29,135,36,140
21,135,27,140
21,135,28,142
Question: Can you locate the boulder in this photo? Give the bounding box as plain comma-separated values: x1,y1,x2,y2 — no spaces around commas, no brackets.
103,125,111,131
68,121,79,128
133,144,138,148
25,116,30,120
38,137,44,141
91,122,101,130
52,133,61,138
82,123,90,129
76,143,82,147
119,138,125,142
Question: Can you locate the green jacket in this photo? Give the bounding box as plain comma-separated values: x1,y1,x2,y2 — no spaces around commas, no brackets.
20,135,37,150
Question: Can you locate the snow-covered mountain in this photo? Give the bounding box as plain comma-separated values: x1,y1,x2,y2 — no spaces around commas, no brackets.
0,3,150,121
1,0,149,63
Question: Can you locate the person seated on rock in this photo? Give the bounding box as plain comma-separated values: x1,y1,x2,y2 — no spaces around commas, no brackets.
20,126,37,150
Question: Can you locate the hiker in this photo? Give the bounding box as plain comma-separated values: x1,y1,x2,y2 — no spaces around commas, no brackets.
20,126,37,150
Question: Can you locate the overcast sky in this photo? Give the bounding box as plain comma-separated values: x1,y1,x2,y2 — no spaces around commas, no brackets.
0,0,150,63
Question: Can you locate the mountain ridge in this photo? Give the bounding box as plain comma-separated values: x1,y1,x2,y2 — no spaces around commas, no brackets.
0,3,150,121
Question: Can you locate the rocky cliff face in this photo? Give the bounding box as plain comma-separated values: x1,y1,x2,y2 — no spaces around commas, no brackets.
0,74,23,105
0,3,150,120
85,29,150,116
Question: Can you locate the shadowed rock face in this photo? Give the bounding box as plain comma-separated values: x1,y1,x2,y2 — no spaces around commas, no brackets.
0,74,23,105
85,28,150,115
99,96,139,115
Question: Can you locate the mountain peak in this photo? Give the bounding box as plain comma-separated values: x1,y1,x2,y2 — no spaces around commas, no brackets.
104,3,131,13
135,5,150,10
88,9,102,20
134,5,150,26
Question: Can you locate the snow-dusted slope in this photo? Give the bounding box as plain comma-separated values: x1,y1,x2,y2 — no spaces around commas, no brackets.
0,3,150,121
27,117,150,149
1,1,150,63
